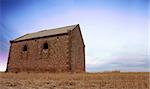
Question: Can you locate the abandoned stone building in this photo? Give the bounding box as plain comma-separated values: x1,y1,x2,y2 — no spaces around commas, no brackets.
6,24,85,73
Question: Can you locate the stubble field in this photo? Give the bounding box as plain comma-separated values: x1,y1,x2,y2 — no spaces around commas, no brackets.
0,72,149,89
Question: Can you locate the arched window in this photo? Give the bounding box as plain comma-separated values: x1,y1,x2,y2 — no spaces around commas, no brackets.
43,42,48,49
23,45,27,51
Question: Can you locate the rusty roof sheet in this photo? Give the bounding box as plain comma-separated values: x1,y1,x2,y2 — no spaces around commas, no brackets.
13,24,78,42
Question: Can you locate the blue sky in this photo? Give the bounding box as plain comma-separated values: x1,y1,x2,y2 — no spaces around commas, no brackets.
0,0,149,72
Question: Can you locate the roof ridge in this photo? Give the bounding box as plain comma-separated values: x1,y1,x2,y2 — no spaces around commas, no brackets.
39,24,78,32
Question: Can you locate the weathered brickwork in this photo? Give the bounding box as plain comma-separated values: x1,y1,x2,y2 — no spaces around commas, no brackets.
7,24,85,73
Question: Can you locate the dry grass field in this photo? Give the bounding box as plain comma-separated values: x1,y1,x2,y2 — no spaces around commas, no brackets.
0,72,149,89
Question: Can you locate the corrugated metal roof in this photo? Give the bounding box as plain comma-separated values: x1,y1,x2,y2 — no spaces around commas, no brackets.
13,24,78,41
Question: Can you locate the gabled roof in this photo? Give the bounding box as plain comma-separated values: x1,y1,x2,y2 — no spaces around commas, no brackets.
13,24,78,42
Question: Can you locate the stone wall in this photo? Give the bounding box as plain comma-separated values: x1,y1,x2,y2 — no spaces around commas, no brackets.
7,25,85,73
70,25,85,72
7,34,70,72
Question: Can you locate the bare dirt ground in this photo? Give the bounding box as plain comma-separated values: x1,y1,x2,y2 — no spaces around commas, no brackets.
0,72,149,89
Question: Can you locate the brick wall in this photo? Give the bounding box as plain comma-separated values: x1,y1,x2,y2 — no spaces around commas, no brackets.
7,35,70,72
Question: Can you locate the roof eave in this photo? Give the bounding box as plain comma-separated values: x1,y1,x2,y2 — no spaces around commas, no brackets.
11,32,69,43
